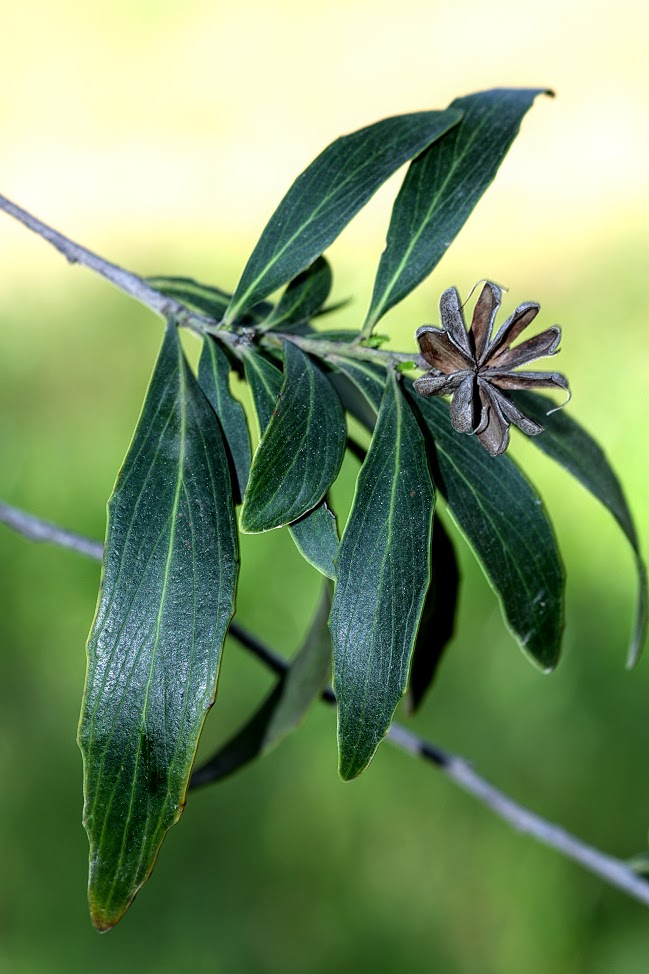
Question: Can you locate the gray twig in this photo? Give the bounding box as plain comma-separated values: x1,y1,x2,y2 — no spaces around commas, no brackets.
0,195,178,318
0,194,419,368
1,500,649,908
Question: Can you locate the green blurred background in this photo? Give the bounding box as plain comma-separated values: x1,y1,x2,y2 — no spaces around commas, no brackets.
1,1,649,971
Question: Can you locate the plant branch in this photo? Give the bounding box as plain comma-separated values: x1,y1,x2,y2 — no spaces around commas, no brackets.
0,194,224,339
2,500,649,909
0,194,422,368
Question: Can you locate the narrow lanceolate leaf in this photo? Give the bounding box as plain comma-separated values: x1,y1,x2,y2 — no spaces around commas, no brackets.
146,275,273,323
512,391,648,666
198,336,251,503
406,514,460,714
261,256,333,330
224,109,462,322
330,373,435,780
329,356,564,670
191,583,333,787
241,340,346,533
243,351,339,578
363,88,550,333
409,386,564,670
78,325,238,931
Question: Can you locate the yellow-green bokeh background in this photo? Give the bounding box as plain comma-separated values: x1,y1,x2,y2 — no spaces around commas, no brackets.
1,2,649,971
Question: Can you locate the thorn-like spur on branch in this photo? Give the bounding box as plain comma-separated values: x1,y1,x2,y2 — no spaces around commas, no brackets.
1,499,649,909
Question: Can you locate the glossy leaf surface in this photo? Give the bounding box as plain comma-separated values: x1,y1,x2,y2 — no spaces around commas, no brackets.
78,325,238,930
513,391,647,665
225,109,461,321
198,336,251,503
241,341,346,533
406,514,460,714
243,350,340,577
261,256,332,329
330,373,434,780
191,583,333,786
364,88,549,331
330,356,564,670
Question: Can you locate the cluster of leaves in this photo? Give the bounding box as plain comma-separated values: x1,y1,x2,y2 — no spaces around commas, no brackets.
75,88,647,930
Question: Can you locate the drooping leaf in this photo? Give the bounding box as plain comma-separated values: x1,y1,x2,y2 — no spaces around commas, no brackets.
363,88,550,333
241,340,347,533
198,336,251,503
512,391,648,665
330,372,435,780
330,356,564,670
261,256,333,330
406,514,460,714
78,324,239,931
191,583,333,786
224,109,462,322
242,350,340,577
410,388,565,670
146,275,272,322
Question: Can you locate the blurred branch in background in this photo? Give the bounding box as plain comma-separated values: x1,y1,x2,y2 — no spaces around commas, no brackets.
2,500,649,909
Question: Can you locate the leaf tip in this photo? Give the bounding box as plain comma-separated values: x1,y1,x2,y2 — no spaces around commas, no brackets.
89,900,125,934
337,759,364,783
626,641,643,671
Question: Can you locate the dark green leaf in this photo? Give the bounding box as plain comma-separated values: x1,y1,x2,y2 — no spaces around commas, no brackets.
191,583,333,786
242,350,340,577
329,355,386,425
406,514,460,714
329,356,564,670
288,501,339,580
198,336,251,503
330,373,435,780
225,109,462,322
329,369,378,432
241,340,346,533
78,324,238,931
409,387,564,671
261,256,333,329
242,347,286,429
513,391,647,665
146,275,272,322
364,88,550,332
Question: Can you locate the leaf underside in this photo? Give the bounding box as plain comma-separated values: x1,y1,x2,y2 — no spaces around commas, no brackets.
330,372,435,780
78,325,238,931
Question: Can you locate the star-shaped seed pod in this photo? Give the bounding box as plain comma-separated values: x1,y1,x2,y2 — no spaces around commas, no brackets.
413,283,570,457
